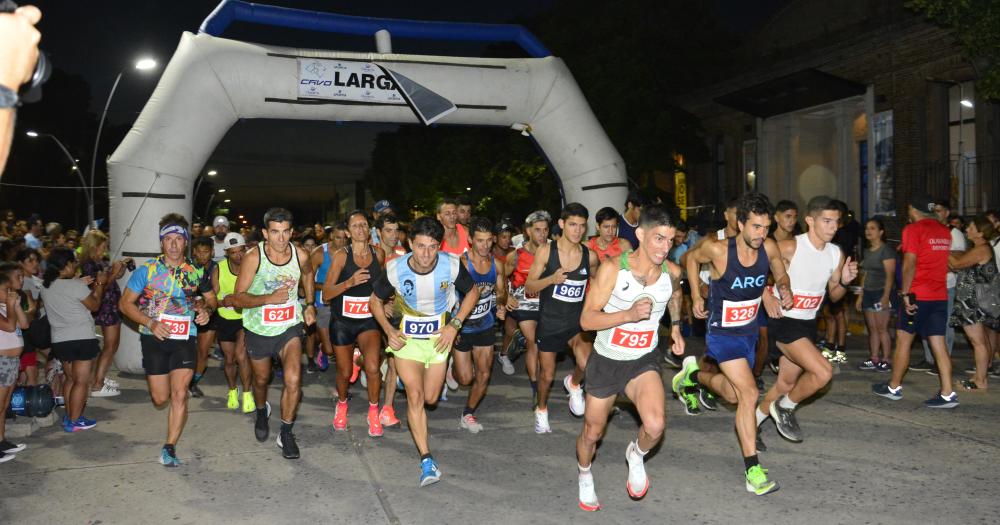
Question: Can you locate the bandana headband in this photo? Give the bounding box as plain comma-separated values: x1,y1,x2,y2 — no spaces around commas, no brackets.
159,224,189,241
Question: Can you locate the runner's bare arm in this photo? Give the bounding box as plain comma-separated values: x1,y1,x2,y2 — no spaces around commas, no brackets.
684,238,720,317
211,265,221,296
588,250,600,279
580,257,639,331
225,247,287,308
764,238,792,309
494,258,508,319
321,249,347,303
827,253,856,302
118,287,170,340
524,242,554,295
666,260,686,355
298,246,316,325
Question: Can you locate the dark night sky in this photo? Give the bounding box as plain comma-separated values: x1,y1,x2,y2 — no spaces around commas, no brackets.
10,0,786,225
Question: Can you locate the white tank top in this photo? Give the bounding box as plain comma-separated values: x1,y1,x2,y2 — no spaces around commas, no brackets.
594,254,672,361
0,304,24,350
773,233,840,320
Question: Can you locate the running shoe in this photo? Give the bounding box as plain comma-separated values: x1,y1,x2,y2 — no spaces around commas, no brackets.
445,362,459,391
755,427,767,453
745,465,778,496
188,382,205,398
498,354,515,376
671,355,699,396
875,361,891,373
768,399,802,442
211,347,224,361
698,386,718,411
505,328,524,362
276,430,300,459
908,360,933,371
754,376,765,394
439,386,448,402
419,457,442,487
159,447,181,467
350,348,361,383
926,366,940,376
833,350,847,364
872,382,902,400
989,363,1000,378
578,471,602,512
255,402,271,442
0,439,26,454
104,377,121,389
924,391,959,409
379,405,401,427
564,375,586,417
0,451,13,463
367,405,384,437
460,413,483,433
858,359,877,371
662,352,682,369
768,357,780,374
820,348,836,363
534,408,551,434
360,368,368,388
963,365,976,374
679,388,701,416
226,389,239,410
315,352,329,372
333,400,349,431
76,415,97,427
242,392,256,413
625,441,649,499
91,382,121,398
306,360,318,374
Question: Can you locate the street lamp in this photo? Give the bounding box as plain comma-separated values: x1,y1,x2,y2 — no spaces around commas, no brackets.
26,131,94,226
90,57,159,225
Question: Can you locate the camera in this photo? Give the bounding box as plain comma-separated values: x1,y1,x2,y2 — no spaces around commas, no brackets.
0,0,50,103
125,259,136,272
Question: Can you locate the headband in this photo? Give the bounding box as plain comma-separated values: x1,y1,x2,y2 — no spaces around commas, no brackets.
159,224,189,241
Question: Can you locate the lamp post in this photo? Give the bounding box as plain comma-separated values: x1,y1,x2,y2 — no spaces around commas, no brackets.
26,131,94,226
90,58,158,226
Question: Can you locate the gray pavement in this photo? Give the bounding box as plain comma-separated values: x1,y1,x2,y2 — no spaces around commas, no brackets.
2,337,999,524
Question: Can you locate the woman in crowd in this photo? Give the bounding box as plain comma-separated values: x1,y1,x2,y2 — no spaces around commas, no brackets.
0,262,30,462
14,248,43,386
948,215,999,391
78,230,130,397
856,217,895,372
40,248,107,432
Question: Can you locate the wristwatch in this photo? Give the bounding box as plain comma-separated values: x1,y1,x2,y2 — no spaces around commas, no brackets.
0,84,19,108
449,317,463,330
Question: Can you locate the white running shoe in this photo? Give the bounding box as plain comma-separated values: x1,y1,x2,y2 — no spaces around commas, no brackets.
90,383,121,398
625,441,649,499
534,409,551,434
563,375,585,417
104,377,120,389
445,361,459,391
460,413,483,433
578,471,602,512
498,355,515,376
360,369,368,388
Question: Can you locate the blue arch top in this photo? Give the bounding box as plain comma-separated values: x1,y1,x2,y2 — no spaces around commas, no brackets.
200,0,553,58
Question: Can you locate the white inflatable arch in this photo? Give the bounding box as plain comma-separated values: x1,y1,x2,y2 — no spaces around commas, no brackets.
108,2,627,373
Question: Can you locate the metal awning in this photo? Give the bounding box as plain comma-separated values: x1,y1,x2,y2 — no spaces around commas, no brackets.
714,69,866,118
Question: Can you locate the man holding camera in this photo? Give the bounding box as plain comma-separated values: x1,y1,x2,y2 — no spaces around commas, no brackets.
0,3,42,173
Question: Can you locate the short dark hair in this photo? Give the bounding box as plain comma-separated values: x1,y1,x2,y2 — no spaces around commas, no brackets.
375,214,399,231
638,203,675,230
334,221,348,232
469,216,493,235
625,189,645,208
410,216,445,242
14,247,39,263
675,219,689,232
934,199,951,211
595,207,619,226
561,202,589,222
865,216,887,244
775,200,798,213
159,213,189,231
43,248,76,288
191,236,213,250
345,209,369,225
737,192,774,224
0,262,19,288
455,195,472,207
725,196,740,210
437,196,459,212
805,196,841,218
263,207,293,228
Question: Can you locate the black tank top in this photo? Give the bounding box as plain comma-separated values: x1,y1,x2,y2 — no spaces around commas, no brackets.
331,244,380,321
538,242,590,334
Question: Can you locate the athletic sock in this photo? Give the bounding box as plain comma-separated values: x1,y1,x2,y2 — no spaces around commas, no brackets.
164,443,176,456
280,420,293,433
420,453,433,461
755,408,768,427
192,373,202,384
744,454,760,472
631,440,648,457
578,463,592,474
530,380,538,396
257,407,267,419
778,395,797,410
463,406,476,416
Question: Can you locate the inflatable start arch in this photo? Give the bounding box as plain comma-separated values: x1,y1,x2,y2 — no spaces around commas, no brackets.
108,1,627,373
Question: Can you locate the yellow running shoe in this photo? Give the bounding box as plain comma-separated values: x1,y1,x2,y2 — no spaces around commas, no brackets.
227,389,239,410
242,391,256,413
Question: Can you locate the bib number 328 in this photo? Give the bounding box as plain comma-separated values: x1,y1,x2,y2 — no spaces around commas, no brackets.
721,298,760,327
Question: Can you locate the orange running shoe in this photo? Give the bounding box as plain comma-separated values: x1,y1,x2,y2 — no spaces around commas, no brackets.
367,404,384,437
333,399,348,431
379,405,401,427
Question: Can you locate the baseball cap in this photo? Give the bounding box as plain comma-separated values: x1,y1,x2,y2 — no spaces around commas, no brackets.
373,200,393,214
908,193,935,214
213,215,230,228
223,232,245,248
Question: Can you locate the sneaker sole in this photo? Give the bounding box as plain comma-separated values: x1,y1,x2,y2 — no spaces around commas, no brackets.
767,403,802,443
419,475,441,487
578,500,602,512
276,437,300,459
90,390,121,398
925,402,959,409
872,388,902,401
626,478,649,499
746,480,779,495
676,393,700,416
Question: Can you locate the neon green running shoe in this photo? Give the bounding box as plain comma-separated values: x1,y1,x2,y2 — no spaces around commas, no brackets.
745,465,778,496
671,356,700,395
226,389,239,410
242,391,256,413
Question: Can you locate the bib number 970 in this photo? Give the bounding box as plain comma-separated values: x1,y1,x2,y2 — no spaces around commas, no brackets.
402,316,441,339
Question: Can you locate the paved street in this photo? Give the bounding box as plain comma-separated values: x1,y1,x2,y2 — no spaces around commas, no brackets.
2,338,998,524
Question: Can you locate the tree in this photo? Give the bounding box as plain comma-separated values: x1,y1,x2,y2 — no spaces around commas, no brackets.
907,0,1000,100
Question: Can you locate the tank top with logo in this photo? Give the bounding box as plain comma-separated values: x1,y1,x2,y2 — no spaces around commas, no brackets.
243,242,303,336
331,244,380,323
538,243,590,335
594,253,671,361
462,256,497,334
707,236,769,336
